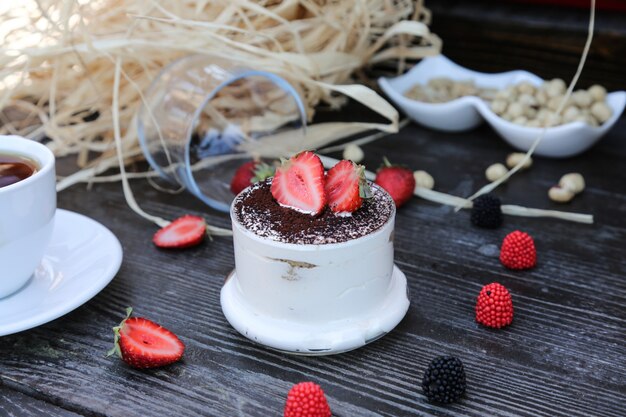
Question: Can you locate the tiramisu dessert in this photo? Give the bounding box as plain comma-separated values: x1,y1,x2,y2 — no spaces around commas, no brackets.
221,151,409,354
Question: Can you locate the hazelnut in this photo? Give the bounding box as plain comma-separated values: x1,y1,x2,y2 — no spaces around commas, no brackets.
518,93,537,107
526,119,541,128
559,173,585,194
343,143,364,163
545,78,566,98
562,106,581,123
590,102,612,123
548,186,575,203
544,113,562,127
572,90,593,108
547,96,562,112
413,170,434,190
588,84,607,102
485,163,508,182
517,82,536,95
513,116,528,125
506,152,533,169
491,99,508,115
535,90,548,106
525,107,538,119
507,102,525,119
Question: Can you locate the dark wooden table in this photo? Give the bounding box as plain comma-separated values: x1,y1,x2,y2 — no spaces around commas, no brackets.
0,99,625,416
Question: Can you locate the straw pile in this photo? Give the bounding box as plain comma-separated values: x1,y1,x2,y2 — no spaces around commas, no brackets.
0,0,441,190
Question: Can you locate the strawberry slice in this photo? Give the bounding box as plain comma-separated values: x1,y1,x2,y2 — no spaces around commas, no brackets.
270,151,326,215
108,308,185,369
152,215,206,248
325,159,371,214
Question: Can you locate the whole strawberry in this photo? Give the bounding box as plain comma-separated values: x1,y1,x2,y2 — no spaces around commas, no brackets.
230,161,274,195
500,230,536,270
107,308,185,369
475,283,514,328
284,382,331,417
374,157,415,208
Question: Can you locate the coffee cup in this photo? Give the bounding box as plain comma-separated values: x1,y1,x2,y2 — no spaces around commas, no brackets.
0,135,56,298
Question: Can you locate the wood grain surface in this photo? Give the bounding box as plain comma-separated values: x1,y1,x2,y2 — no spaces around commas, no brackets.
1,2,626,413
0,103,624,416
429,0,626,91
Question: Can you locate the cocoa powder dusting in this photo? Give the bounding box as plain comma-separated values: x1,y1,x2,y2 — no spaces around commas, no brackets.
234,180,394,244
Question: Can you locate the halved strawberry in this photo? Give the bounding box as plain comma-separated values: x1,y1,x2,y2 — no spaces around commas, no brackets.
270,151,326,215
325,159,371,214
107,308,185,369
153,215,206,249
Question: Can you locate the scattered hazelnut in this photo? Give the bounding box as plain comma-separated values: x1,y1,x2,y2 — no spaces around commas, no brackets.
413,170,434,190
559,173,585,194
548,186,575,203
590,102,612,123
343,143,364,163
506,152,533,169
485,163,508,182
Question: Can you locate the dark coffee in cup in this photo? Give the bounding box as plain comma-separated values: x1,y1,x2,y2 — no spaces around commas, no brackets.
0,153,39,188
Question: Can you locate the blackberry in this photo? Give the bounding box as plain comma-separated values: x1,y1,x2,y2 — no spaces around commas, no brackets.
422,356,466,404
471,194,502,228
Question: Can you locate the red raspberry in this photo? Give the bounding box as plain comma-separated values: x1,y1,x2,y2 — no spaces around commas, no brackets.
500,230,536,270
284,382,331,417
475,282,514,328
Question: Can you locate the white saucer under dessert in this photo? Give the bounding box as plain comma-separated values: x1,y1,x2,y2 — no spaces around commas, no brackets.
222,265,409,355
0,209,122,337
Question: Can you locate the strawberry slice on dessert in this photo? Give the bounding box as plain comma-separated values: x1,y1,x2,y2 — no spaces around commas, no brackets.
270,151,326,215
107,308,185,369
325,159,371,214
152,215,206,249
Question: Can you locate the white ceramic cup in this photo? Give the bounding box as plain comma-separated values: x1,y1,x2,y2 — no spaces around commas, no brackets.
0,135,56,298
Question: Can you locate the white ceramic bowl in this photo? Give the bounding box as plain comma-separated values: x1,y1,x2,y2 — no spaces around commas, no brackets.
378,55,626,158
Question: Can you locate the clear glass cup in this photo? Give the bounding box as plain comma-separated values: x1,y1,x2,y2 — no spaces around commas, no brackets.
137,55,307,213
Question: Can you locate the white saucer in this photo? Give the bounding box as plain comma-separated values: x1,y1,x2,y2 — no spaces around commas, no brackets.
0,209,122,337
221,264,410,355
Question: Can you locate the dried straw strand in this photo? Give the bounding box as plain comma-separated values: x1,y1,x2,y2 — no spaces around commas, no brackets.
460,0,596,206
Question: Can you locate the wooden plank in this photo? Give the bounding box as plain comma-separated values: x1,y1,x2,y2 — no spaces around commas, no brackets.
428,0,626,91
0,108,624,415
0,385,82,417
